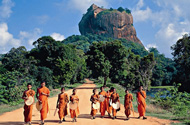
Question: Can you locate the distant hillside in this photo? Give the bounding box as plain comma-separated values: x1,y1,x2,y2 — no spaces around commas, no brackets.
79,4,142,45
62,34,148,57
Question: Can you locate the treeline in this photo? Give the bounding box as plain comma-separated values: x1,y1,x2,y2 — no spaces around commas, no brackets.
62,34,176,87
0,34,190,104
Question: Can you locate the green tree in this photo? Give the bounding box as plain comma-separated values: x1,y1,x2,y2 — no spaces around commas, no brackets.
86,40,128,86
2,46,36,74
171,34,190,92
149,48,176,86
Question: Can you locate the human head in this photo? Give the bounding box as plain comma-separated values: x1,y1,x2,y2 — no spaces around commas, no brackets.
73,89,77,94
113,88,116,93
93,89,98,94
139,86,143,91
41,81,46,87
100,86,104,91
27,83,32,89
125,89,129,94
61,87,65,93
110,87,114,92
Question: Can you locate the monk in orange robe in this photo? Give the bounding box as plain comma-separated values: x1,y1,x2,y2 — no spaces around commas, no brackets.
70,89,80,122
56,87,69,123
107,87,114,117
99,86,107,118
22,83,35,125
90,89,100,119
136,86,147,119
110,88,120,119
36,81,50,125
124,89,133,120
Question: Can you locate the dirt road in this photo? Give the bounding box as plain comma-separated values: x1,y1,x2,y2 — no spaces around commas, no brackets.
0,84,178,125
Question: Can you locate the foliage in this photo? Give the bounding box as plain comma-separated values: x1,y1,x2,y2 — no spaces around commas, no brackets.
86,40,127,86
171,34,190,92
2,46,36,74
125,8,131,14
117,7,125,12
150,48,177,86
62,34,148,57
125,52,155,90
154,83,190,123
0,71,35,104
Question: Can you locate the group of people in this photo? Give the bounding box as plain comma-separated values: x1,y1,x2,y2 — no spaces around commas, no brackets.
22,81,147,125
90,86,147,121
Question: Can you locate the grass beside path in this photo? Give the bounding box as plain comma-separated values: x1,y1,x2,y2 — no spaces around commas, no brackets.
0,83,82,115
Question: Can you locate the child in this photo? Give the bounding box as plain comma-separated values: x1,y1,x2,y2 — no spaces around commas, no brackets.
110,88,120,119
70,89,80,122
124,89,133,120
90,89,100,119
22,83,35,125
56,87,69,123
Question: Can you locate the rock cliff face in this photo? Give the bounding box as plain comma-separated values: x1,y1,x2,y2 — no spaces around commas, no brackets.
79,4,143,45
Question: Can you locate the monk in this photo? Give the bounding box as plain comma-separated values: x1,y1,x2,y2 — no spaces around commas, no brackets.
124,89,133,120
110,88,120,120
56,87,69,123
107,87,114,117
36,81,50,125
136,86,147,119
99,86,107,118
70,89,80,122
22,83,35,125
90,89,100,119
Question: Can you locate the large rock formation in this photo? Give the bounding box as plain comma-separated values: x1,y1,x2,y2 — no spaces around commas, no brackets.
79,4,143,45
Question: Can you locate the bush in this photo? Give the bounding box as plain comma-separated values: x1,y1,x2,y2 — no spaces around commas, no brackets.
154,83,190,123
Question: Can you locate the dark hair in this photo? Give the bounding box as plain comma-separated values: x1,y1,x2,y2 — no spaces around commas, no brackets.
100,86,104,89
125,89,129,92
41,81,45,84
93,89,97,93
73,88,76,92
61,87,65,91
27,83,32,86
110,87,114,91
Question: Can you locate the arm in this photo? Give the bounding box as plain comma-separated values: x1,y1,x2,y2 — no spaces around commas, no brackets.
124,95,126,106
41,89,50,97
131,94,133,101
36,88,39,99
56,94,60,108
90,96,93,102
66,94,69,103
136,93,140,105
22,91,28,100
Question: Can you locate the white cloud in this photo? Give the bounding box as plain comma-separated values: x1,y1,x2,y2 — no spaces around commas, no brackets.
132,0,152,22
67,0,108,13
0,0,14,19
0,23,21,53
50,33,65,41
19,28,42,47
132,0,190,57
145,43,157,51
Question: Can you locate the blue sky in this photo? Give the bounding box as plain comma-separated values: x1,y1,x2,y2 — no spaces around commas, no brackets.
0,0,190,58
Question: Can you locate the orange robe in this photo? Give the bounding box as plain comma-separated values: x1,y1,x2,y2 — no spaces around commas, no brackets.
107,91,113,114
37,87,50,120
58,93,69,120
23,90,35,123
124,93,133,117
137,91,146,117
99,91,107,116
110,93,120,117
90,94,100,116
70,95,80,118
